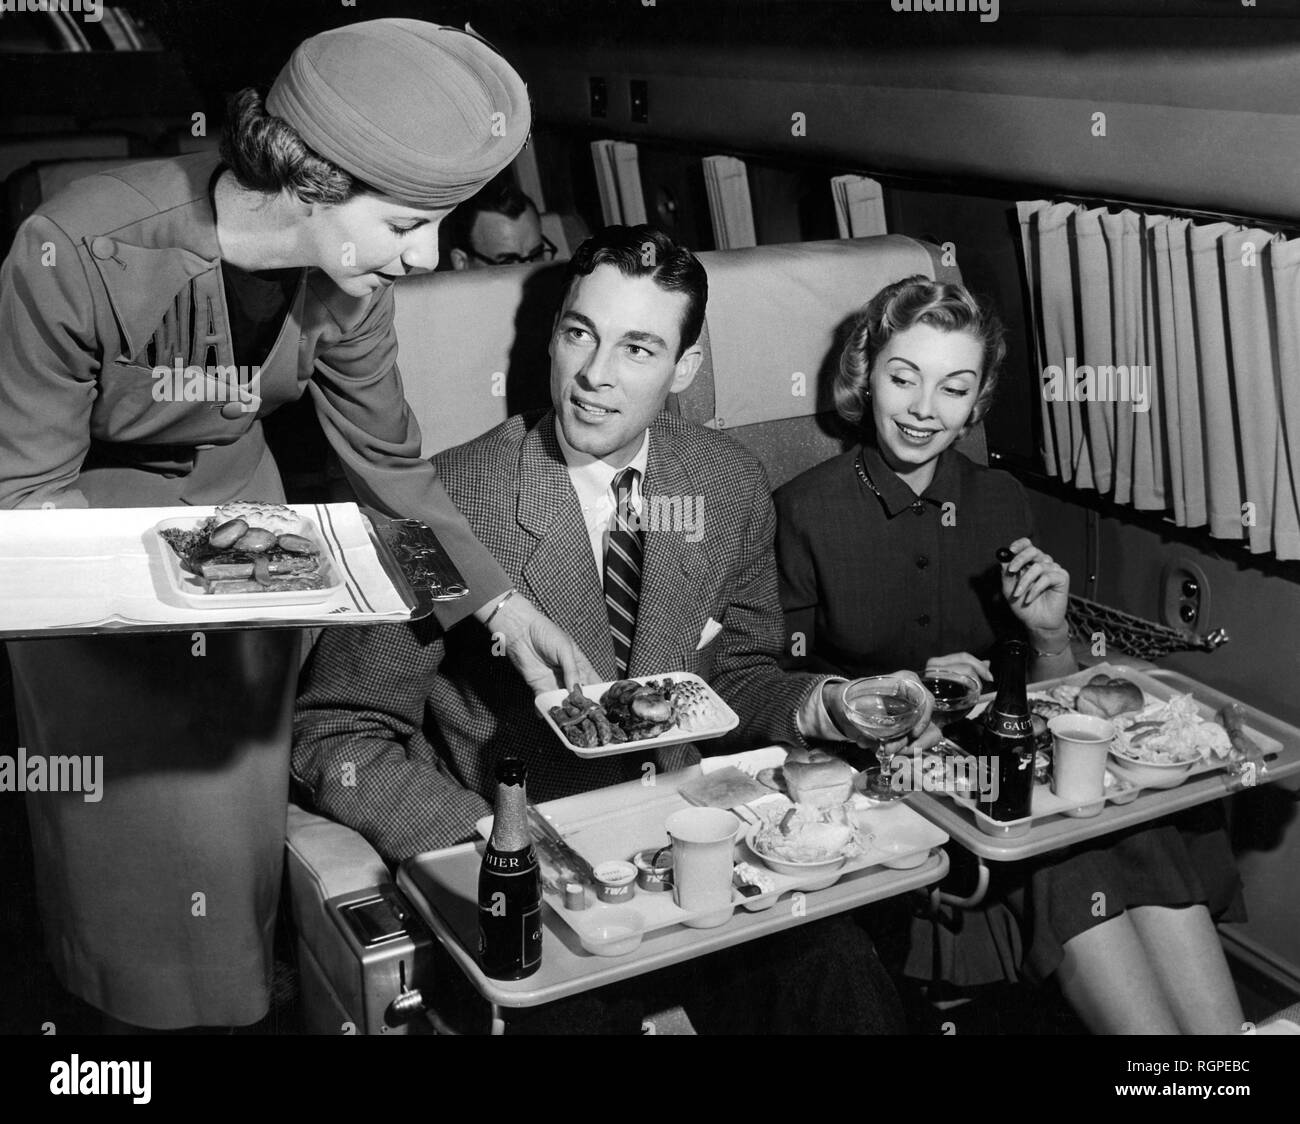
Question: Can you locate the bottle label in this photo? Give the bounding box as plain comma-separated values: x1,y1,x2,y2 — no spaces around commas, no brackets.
987,712,1033,738
482,848,538,876
478,901,542,975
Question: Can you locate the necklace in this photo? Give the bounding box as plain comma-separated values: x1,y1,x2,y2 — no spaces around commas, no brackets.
853,451,884,500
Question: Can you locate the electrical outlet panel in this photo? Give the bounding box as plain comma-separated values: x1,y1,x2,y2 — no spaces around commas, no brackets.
1159,559,1210,633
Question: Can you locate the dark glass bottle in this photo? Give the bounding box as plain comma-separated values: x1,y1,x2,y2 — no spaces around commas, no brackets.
477,758,542,980
977,640,1037,822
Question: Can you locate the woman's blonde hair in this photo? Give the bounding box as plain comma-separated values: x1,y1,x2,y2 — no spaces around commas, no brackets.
833,276,1006,431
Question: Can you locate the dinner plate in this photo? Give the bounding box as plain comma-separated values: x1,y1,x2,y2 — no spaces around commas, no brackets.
535,673,740,759
153,515,344,609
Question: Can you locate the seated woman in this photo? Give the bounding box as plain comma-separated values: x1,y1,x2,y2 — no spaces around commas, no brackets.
774,276,1245,1034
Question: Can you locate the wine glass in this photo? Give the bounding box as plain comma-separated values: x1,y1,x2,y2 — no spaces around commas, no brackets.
840,676,930,801
921,669,982,730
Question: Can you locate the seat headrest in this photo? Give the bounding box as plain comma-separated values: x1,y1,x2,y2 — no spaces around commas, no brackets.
393,234,956,456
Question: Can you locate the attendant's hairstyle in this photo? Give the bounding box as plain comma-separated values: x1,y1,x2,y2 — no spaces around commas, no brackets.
561,225,707,360
446,172,537,251
834,276,1006,431
220,88,374,205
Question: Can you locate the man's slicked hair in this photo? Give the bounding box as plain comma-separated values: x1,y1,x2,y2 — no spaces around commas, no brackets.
447,172,538,252
562,225,708,359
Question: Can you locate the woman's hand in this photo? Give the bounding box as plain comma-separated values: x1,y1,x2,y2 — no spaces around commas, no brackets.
480,592,599,695
924,651,992,685
824,670,941,752
1000,537,1069,635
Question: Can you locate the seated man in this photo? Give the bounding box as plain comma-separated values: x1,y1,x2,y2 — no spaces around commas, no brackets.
292,224,934,1034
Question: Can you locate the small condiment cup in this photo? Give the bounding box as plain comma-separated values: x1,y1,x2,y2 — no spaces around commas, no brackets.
632,847,674,893
593,860,638,904
578,908,644,957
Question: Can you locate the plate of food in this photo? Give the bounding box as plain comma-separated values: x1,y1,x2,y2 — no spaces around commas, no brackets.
1033,670,1248,791
535,673,740,758
745,802,869,891
154,501,343,608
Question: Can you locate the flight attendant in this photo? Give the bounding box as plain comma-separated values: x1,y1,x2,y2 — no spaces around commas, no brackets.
0,19,592,1030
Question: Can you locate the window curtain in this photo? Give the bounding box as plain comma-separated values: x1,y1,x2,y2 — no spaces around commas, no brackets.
1017,200,1300,560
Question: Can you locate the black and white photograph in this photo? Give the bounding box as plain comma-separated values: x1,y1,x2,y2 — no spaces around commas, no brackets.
0,0,1298,1095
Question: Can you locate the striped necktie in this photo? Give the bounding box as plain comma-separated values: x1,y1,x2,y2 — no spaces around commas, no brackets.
604,466,644,677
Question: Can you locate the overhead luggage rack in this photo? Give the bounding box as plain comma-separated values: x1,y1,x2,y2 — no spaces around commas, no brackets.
1065,593,1229,663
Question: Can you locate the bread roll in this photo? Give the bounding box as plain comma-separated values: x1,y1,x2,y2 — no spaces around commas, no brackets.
214,501,304,537
783,754,854,807
1075,675,1144,719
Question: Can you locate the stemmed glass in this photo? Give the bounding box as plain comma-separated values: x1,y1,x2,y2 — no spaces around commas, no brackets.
920,669,982,730
840,676,930,801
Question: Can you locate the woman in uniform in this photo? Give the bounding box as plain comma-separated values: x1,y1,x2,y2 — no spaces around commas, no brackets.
0,18,592,1030
775,277,1246,1033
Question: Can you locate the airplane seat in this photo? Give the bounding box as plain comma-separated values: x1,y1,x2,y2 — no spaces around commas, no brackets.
285,803,437,1035
388,232,976,464
285,234,982,1032
0,133,131,187
677,235,982,488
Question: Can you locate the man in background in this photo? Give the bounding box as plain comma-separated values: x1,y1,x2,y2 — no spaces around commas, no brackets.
444,172,554,269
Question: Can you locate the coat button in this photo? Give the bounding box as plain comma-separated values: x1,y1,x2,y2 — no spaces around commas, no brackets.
915,554,930,569
220,402,246,420
90,236,117,260
917,613,931,626
911,500,925,515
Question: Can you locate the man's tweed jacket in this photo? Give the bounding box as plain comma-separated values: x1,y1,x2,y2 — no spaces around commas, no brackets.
292,410,827,861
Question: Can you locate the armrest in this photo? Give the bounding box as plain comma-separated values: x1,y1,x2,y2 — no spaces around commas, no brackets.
286,801,391,906
285,803,400,1035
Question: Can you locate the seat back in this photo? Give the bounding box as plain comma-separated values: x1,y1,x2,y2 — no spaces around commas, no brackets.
393,234,984,478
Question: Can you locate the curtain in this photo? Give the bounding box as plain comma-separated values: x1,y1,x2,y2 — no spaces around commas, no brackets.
1018,201,1300,560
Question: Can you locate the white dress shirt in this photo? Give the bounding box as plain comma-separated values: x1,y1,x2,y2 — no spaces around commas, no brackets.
555,424,649,580
554,422,845,744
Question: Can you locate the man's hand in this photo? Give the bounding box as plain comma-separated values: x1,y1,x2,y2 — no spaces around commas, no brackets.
479,592,599,696
822,670,939,751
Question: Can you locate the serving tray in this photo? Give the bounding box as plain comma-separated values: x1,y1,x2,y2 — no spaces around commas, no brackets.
938,663,1284,837
476,781,947,954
